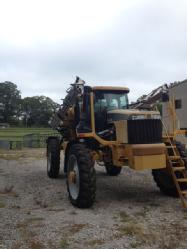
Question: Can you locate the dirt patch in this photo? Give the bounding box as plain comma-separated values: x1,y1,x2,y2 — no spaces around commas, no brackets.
0,148,45,160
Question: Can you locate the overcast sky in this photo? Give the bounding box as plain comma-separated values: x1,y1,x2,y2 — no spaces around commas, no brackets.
0,0,187,103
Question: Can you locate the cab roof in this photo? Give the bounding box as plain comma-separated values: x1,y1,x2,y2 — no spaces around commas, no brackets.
92,86,129,92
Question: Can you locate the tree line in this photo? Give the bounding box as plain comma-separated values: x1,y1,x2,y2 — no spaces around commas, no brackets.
0,81,59,127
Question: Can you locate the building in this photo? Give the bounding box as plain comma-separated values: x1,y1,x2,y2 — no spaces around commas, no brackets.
169,80,187,129
162,79,187,144
133,79,187,143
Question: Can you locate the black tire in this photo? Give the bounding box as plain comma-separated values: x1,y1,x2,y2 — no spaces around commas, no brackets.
174,141,187,169
152,168,178,197
152,141,187,197
105,163,122,176
66,143,96,208
47,138,60,178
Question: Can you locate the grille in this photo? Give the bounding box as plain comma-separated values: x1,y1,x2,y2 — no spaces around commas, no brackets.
127,119,162,144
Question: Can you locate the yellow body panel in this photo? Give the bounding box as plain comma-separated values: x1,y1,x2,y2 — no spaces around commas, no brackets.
74,89,167,172
111,143,166,169
131,154,166,170
108,109,160,116
114,120,128,143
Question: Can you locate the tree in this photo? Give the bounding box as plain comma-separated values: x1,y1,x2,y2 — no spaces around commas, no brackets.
21,96,59,127
0,81,21,124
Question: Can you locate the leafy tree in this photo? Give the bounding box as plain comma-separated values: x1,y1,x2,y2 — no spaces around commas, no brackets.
21,96,59,127
0,81,21,124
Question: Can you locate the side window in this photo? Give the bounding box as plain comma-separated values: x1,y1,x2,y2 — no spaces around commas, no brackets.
94,98,107,112
83,92,91,129
108,99,118,110
100,99,107,111
175,99,182,109
119,96,127,109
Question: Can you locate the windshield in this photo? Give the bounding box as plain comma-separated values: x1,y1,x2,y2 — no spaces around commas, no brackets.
94,90,129,112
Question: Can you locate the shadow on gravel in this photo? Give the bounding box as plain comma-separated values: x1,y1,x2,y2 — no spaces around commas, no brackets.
95,169,174,208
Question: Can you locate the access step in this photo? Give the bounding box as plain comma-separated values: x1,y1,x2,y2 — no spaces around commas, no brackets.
173,166,186,172
181,190,187,196
177,178,187,183
169,156,181,160
163,135,174,139
171,161,180,165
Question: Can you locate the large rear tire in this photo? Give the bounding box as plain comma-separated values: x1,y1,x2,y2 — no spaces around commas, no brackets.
66,144,96,208
47,138,60,178
152,168,178,197
152,141,187,197
175,141,187,169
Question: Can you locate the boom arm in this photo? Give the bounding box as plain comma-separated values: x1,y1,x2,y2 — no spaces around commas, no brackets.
132,84,168,109
50,77,85,130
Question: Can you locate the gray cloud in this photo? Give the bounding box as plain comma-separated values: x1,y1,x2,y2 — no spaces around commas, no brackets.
0,0,187,103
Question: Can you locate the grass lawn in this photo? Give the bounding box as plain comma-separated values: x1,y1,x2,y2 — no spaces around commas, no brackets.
0,128,56,142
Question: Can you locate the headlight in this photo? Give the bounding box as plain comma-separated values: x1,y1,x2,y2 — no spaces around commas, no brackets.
151,114,161,119
131,115,146,120
131,114,161,120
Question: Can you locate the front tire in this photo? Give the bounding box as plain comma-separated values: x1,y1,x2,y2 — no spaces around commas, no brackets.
105,163,122,176
47,138,60,178
66,144,96,208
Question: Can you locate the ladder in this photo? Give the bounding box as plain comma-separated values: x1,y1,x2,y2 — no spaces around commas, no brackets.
165,139,187,208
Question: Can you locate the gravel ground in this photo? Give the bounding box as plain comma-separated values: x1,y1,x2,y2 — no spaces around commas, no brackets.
0,149,187,249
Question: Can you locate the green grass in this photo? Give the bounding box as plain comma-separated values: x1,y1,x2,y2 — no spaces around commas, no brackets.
0,200,5,208
60,239,69,249
0,127,55,141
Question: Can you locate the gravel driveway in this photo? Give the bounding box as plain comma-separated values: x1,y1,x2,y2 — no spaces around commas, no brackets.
0,149,187,249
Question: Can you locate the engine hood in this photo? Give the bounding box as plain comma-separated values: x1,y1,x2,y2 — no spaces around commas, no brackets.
107,109,161,123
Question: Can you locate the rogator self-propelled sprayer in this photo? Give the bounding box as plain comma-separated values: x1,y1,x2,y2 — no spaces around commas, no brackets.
47,77,187,208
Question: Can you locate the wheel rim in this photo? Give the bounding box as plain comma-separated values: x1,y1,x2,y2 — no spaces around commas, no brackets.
47,152,51,172
67,155,80,200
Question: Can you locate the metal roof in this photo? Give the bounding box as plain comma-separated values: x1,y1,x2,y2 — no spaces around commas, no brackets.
169,79,187,89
